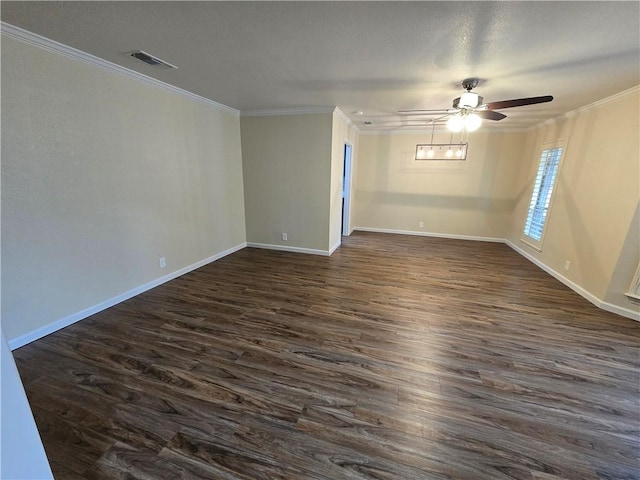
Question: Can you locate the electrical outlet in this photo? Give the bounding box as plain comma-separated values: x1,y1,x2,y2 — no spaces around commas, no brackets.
419,221,424,228
281,233,288,241
159,257,166,268
564,260,571,271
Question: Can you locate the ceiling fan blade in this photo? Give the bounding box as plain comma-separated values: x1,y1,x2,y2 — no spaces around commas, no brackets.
476,110,507,121
485,95,553,110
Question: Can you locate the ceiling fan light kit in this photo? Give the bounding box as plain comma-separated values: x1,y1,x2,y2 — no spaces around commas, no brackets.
446,112,482,132
456,92,482,109
400,77,553,129
403,77,553,158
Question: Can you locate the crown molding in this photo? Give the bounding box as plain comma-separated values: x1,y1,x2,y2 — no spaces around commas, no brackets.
240,106,336,117
358,126,529,136
333,107,350,124
0,22,240,116
565,84,639,117
530,85,640,131
363,85,640,136
333,107,362,134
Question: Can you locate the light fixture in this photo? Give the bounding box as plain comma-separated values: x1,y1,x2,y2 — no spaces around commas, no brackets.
465,113,482,132
447,114,464,132
459,91,480,109
427,120,435,157
415,121,468,160
447,110,483,132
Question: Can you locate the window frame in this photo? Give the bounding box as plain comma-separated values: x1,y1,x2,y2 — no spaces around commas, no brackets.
520,139,568,251
625,264,640,303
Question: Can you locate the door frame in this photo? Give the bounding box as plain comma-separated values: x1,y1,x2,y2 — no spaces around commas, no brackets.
342,142,353,236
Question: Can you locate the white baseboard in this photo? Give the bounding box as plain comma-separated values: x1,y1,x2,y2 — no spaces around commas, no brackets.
599,300,640,320
246,242,332,256
8,243,247,350
505,240,640,322
9,233,637,351
329,240,342,255
352,229,638,321
353,226,504,243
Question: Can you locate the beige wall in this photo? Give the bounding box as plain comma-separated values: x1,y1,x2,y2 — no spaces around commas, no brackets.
1,36,247,343
240,113,333,252
507,87,640,313
330,110,359,249
353,130,526,239
3,31,638,351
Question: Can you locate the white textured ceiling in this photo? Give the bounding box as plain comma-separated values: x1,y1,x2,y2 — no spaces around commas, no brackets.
2,1,639,130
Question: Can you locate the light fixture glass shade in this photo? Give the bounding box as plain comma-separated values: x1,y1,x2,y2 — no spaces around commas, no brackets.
426,148,435,158
416,147,425,158
447,115,464,132
459,92,479,108
446,148,453,157
464,113,482,132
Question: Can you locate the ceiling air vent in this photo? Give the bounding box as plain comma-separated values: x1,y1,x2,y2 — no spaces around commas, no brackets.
129,50,177,70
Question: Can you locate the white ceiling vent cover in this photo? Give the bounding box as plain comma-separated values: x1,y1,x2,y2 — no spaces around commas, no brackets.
129,50,177,70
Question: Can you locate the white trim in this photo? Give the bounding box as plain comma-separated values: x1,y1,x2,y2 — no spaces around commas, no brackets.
625,293,640,302
532,85,640,131
246,242,331,256
8,243,247,350
341,142,354,238
353,230,639,321
520,238,542,252
600,301,640,321
333,107,357,130
624,264,640,302
520,139,568,250
507,240,601,305
506,240,640,322
329,240,342,255
360,86,640,135
563,85,639,119
7,231,638,350
353,227,504,243
0,22,240,116
241,106,336,117
359,126,530,135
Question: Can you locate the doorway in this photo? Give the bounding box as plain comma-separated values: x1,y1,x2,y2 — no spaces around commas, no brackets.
341,143,353,236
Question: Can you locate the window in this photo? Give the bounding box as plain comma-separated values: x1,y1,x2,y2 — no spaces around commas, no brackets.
626,264,640,303
522,142,565,249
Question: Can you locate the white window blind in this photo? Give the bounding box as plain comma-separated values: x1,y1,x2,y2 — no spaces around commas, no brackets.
523,146,563,243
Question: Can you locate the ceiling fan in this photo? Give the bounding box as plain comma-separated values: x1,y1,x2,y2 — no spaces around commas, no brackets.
399,78,553,131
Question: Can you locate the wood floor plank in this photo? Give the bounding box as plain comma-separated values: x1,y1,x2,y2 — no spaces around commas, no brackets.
13,232,640,479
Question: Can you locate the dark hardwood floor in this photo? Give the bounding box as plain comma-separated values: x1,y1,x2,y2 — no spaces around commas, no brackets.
13,232,640,479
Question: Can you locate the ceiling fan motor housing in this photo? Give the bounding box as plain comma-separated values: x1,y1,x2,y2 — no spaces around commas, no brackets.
462,77,480,91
